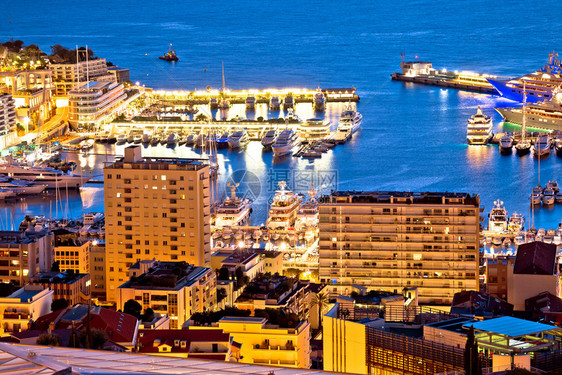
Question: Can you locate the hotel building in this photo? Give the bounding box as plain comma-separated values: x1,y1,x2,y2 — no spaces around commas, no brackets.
318,191,480,305
0,94,17,150
104,146,211,302
117,261,216,329
68,81,127,130
0,285,53,334
49,58,115,96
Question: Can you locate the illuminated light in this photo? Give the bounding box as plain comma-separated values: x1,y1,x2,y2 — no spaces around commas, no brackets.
92,240,98,246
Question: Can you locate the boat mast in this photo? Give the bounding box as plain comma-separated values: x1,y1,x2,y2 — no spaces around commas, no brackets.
522,82,526,143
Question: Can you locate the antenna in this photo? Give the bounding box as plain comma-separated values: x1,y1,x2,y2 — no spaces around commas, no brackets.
85,44,90,83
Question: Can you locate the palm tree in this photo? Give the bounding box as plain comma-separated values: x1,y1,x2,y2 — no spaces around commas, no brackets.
310,292,330,330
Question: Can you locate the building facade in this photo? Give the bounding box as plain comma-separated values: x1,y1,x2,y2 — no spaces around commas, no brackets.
68,81,127,130
0,285,53,334
54,238,90,274
30,271,90,306
0,93,16,150
49,58,115,96
104,146,211,302
319,191,480,305
117,261,216,329
89,242,106,300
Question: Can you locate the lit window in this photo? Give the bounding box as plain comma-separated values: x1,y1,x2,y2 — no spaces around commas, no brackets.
162,175,167,181
116,193,121,198
413,254,422,261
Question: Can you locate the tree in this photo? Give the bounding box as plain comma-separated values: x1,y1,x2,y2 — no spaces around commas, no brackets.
310,292,330,330
217,288,227,303
123,299,142,319
80,328,108,350
142,308,155,322
51,261,60,272
464,325,482,375
218,267,230,281
36,333,62,346
51,299,69,312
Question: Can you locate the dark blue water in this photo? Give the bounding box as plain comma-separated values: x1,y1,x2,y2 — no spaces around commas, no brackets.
2,0,562,229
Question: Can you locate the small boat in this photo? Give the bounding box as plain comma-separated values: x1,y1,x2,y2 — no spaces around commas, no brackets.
133,134,143,144
556,191,562,203
106,134,117,144
246,96,256,111
116,134,127,145
555,138,562,156
514,234,525,246
142,133,150,144
261,129,278,148
533,134,552,157
0,189,16,199
227,129,250,149
554,234,562,245
159,44,179,62
216,131,230,149
80,139,94,151
126,132,135,143
167,133,178,147
546,180,559,192
530,185,543,206
0,178,47,195
502,237,512,247
499,133,513,153
177,134,187,146
184,133,197,146
283,95,294,110
492,236,503,246
543,188,555,206
151,134,161,146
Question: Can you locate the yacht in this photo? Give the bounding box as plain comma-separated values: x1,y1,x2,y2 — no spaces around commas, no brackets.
261,129,279,148
184,132,197,146
269,96,281,111
214,183,252,228
283,95,294,110
80,139,94,152
0,164,89,189
0,178,47,195
337,104,362,133
313,87,326,112
546,180,559,192
555,138,562,156
488,53,562,103
295,183,319,231
499,133,513,153
487,200,508,233
507,212,525,233
227,129,250,149
530,185,543,206
543,188,556,206
272,128,300,156
216,131,230,149
245,95,256,111
116,134,127,145
297,119,331,143
266,181,303,230
166,133,178,147
142,133,150,144
133,134,143,144
84,212,105,225
466,106,493,145
556,191,562,203
533,134,552,157
210,98,219,110
0,189,16,199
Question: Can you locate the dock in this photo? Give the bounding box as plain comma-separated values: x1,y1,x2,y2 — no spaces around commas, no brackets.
391,57,511,95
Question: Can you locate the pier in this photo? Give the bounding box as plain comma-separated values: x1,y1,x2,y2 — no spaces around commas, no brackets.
390,56,510,94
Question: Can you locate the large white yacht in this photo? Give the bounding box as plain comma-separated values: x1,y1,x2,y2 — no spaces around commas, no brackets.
313,87,326,112
261,129,279,148
337,104,362,133
295,183,319,231
467,106,493,145
272,128,300,156
0,178,47,195
267,181,303,230
297,119,331,143
214,183,252,228
487,200,508,233
227,129,250,149
507,212,525,233
0,164,89,189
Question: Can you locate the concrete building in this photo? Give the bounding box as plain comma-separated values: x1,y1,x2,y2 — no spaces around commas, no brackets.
0,93,17,150
116,261,216,329
49,58,115,96
508,241,560,311
68,81,127,130
318,191,480,305
104,146,211,302
0,285,53,334
0,230,54,286
54,237,90,274
89,242,106,300
192,316,311,368
107,66,130,83
486,255,515,300
30,271,90,306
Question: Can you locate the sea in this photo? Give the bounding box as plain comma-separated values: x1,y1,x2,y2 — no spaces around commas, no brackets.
1,0,562,230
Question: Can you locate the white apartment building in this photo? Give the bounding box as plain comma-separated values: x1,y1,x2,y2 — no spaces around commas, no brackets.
49,58,115,96
68,81,127,130
0,94,16,149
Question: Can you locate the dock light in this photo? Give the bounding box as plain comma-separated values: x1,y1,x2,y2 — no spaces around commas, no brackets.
135,81,140,86
238,241,245,249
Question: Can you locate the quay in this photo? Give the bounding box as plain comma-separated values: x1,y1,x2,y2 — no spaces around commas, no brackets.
151,87,360,105
390,55,510,94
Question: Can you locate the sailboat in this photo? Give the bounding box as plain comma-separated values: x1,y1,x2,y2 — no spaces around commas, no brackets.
515,83,531,156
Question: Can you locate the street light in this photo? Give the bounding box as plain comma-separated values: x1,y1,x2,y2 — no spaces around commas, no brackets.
23,116,30,133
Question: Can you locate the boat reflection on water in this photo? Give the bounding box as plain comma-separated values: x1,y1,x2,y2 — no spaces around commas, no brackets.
465,143,494,169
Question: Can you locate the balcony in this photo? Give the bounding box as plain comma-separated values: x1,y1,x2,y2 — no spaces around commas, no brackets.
253,343,297,351
3,312,29,320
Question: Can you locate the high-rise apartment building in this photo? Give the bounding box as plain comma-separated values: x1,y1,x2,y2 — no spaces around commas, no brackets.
0,94,16,150
318,191,480,305
104,146,211,302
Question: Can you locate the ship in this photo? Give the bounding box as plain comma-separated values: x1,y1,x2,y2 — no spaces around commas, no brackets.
214,183,252,228
466,106,493,145
159,44,179,62
488,52,562,103
266,181,302,230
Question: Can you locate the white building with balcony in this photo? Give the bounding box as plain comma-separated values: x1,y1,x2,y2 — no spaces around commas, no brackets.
68,81,127,130
0,285,53,334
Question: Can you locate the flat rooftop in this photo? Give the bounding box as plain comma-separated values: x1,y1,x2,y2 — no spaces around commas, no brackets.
320,190,479,206
219,316,267,324
464,316,562,338
105,157,208,171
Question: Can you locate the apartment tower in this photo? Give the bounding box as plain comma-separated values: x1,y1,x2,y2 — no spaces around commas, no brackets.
319,191,480,305
104,146,211,302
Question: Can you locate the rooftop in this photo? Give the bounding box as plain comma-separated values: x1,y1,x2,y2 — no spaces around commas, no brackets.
33,271,89,284
119,261,211,290
319,191,479,206
514,241,557,275
465,316,562,338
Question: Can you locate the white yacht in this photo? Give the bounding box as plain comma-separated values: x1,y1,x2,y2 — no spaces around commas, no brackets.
116,134,127,145
467,106,493,145
533,134,552,157
507,212,525,233
546,180,559,192
297,119,331,143
272,128,300,156
295,183,319,231
227,129,250,149
543,188,555,206
84,212,105,225
261,129,279,148
313,87,326,112
530,185,543,206
0,164,90,189
142,133,150,144
269,96,281,111
499,133,513,153
0,189,16,199
214,183,252,228
0,178,47,195
487,200,508,233
267,181,303,230
133,134,143,144
337,104,362,133
283,95,294,110
167,133,178,147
